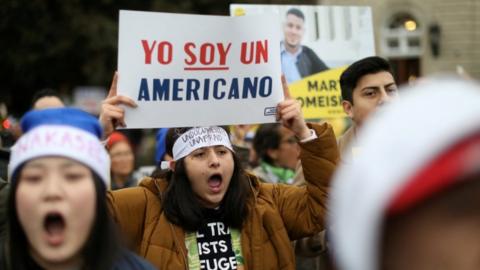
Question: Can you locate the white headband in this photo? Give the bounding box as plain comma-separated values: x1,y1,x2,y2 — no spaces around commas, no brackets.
8,125,110,186
173,127,233,161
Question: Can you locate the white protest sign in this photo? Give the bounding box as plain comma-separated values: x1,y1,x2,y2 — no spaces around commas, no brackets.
118,10,283,128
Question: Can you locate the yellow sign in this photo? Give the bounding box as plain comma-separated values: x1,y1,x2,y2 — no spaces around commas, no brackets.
289,66,347,119
233,7,246,16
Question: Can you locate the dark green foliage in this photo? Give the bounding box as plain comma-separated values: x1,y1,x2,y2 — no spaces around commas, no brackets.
0,0,315,116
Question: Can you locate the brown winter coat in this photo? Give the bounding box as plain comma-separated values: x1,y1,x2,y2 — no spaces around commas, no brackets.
107,123,339,269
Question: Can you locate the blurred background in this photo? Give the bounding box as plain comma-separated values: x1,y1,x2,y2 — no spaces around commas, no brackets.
2,0,299,118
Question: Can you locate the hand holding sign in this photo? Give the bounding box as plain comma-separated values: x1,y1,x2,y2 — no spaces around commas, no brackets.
277,75,311,140
99,72,137,139
118,10,282,128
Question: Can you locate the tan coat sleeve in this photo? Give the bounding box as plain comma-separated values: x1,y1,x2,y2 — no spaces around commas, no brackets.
273,122,339,240
107,187,149,252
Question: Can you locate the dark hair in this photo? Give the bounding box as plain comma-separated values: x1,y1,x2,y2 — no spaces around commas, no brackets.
31,89,62,107
150,127,216,178
5,169,121,270
340,56,393,104
286,8,305,21
253,123,282,165
162,127,250,232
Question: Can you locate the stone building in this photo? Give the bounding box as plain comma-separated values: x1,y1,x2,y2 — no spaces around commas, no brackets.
319,0,480,83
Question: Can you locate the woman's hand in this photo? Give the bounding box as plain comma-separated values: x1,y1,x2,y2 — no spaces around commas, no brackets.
276,75,311,140
99,72,137,139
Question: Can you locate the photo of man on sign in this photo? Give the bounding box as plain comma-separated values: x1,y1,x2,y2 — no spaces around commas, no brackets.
230,4,375,121
281,8,329,84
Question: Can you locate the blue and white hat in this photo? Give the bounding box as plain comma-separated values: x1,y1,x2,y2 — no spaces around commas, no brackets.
8,108,110,186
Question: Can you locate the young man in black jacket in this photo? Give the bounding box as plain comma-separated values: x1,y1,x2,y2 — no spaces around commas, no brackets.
281,8,329,83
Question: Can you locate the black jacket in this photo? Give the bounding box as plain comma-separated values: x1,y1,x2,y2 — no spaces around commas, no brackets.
0,179,8,242
296,45,329,77
0,244,156,270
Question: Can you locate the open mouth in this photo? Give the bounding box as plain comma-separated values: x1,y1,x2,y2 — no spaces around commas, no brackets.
43,212,66,246
208,173,223,192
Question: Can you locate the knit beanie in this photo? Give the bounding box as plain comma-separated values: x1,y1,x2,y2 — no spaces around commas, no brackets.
106,131,130,150
8,108,110,186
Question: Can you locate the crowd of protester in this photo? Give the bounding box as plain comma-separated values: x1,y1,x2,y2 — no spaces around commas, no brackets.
0,55,479,270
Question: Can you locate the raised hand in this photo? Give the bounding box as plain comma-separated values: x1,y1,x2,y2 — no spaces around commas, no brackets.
276,75,311,140
99,72,137,139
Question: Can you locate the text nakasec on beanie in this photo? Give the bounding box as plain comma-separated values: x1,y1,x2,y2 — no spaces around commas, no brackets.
8,107,110,187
